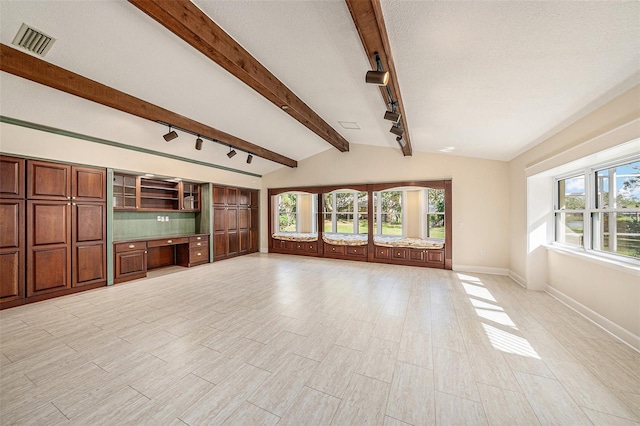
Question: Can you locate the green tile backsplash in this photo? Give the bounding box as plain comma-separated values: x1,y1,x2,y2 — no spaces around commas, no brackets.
113,211,197,240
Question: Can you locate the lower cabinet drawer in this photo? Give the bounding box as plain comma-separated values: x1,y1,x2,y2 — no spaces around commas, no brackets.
189,240,208,249
427,249,444,263
345,246,367,257
374,246,390,259
391,248,407,260
324,243,345,255
148,237,189,247
305,241,318,252
189,247,209,264
115,241,146,252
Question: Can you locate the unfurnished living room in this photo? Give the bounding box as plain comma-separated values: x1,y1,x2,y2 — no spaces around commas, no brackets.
0,0,639,425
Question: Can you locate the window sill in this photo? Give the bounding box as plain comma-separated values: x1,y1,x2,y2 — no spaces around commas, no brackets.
545,244,640,277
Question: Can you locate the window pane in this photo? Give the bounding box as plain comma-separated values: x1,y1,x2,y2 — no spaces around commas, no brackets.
278,193,297,232
558,176,585,210
323,194,333,213
555,212,583,246
358,214,368,234
428,213,445,238
596,160,640,209
323,213,333,233
358,192,368,213
592,212,640,259
336,192,354,213
428,189,445,213
336,213,354,233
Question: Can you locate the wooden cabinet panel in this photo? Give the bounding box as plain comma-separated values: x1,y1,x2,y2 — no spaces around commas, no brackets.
115,250,147,283
250,190,259,208
213,186,226,206
250,229,259,253
213,233,227,259
74,204,105,242
250,208,259,229
27,200,71,297
188,247,208,265
213,207,226,232
227,208,238,231
239,229,249,254
238,208,249,230
427,250,444,263
73,167,105,202
0,156,25,199
228,231,239,256
391,248,407,260
226,188,237,206
408,249,425,262
0,201,22,248
115,241,147,252
27,160,70,200
238,189,250,206
0,252,22,302
345,246,367,257
30,247,70,295
147,246,175,269
374,246,390,259
324,243,345,255
74,243,105,286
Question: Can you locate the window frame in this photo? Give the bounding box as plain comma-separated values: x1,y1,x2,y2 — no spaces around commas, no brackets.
323,190,367,234
552,154,640,264
374,189,405,237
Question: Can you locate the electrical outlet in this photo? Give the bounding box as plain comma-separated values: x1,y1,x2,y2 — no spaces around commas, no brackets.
157,215,162,222
165,216,169,222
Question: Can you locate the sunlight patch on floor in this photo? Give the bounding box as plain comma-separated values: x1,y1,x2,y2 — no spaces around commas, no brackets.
482,323,540,359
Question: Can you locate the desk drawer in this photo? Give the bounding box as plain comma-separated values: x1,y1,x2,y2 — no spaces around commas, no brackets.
345,246,367,257
189,240,208,249
189,235,207,243
147,237,188,247
189,247,209,264
115,241,147,252
324,243,344,255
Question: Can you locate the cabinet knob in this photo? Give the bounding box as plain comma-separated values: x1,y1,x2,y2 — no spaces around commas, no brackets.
197,242,201,246
167,240,172,243
197,253,202,256
129,244,135,249
196,237,201,240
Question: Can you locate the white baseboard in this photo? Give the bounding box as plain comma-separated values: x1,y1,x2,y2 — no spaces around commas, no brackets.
545,285,639,353
452,264,509,276
508,270,527,288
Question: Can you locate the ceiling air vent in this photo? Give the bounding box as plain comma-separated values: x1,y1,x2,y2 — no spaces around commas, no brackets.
12,23,55,56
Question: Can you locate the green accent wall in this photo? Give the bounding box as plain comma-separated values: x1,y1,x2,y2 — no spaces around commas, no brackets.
113,211,197,240
107,169,115,285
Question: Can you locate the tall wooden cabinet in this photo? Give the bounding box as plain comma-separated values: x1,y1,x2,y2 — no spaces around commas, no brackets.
1,157,107,308
0,156,26,308
213,185,259,261
27,161,107,299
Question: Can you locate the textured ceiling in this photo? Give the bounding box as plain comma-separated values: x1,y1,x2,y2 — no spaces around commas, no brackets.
0,1,638,176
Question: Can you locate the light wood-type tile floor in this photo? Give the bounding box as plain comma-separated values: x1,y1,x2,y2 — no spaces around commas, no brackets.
1,254,639,425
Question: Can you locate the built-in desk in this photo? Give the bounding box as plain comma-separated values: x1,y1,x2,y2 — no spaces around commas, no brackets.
114,234,209,284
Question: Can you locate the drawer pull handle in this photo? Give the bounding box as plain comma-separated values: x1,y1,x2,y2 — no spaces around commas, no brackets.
196,237,201,240
128,244,135,249
397,252,401,255
197,253,201,256
197,242,201,246
167,240,172,243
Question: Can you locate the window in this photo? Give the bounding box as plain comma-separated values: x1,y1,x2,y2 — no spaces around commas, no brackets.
278,193,297,233
427,188,445,238
555,175,585,246
323,190,367,234
374,190,403,236
592,159,640,259
554,157,640,260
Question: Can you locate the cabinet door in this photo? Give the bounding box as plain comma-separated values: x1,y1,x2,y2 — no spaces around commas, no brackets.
73,166,106,202
250,229,259,253
226,187,237,206
238,208,249,230
115,250,147,282
27,160,70,200
250,190,259,208
213,186,226,206
213,206,227,259
408,249,425,262
239,230,249,254
0,156,25,199
0,200,25,303
238,189,250,206
73,203,106,287
27,200,71,297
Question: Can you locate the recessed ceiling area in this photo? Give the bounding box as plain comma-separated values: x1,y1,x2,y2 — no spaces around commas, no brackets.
0,1,638,175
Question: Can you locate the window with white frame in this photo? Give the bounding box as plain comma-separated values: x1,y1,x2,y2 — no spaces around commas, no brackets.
323,190,367,234
277,193,298,233
426,188,445,239
374,190,403,236
554,157,640,260
276,192,318,233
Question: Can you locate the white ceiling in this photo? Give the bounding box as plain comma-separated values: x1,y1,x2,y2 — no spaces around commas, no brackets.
0,1,638,176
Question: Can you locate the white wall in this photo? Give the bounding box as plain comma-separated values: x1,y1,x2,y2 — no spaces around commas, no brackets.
0,122,261,189
508,84,640,349
262,144,511,273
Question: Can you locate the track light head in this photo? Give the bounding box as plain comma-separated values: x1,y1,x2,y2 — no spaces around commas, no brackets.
227,148,237,158
384,110,401,123
390,124,404,136
246,154,253,164
396,136,406,147
163,126,178,142
195,137,203,150
366,70,389,86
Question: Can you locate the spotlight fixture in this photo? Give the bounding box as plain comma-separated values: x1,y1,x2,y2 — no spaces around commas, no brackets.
390,124,403,136
366,70,389,86
195,136,203,150
246,153,253,164
384,110,401,123
365,52,389,86
227,147,237,158
163,125,178,142
396,136,406,148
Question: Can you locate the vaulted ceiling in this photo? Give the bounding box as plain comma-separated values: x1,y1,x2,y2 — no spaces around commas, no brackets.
0,1,638,176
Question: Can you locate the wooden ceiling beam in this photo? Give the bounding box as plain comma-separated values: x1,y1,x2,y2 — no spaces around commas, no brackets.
128,0,350,153
345,0,413,156
0,44,297,168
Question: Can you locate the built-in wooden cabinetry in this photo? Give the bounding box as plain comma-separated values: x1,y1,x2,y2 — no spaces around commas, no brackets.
213,185,259,260
113,173,201,211
0,156,26,308
1,157,107,309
